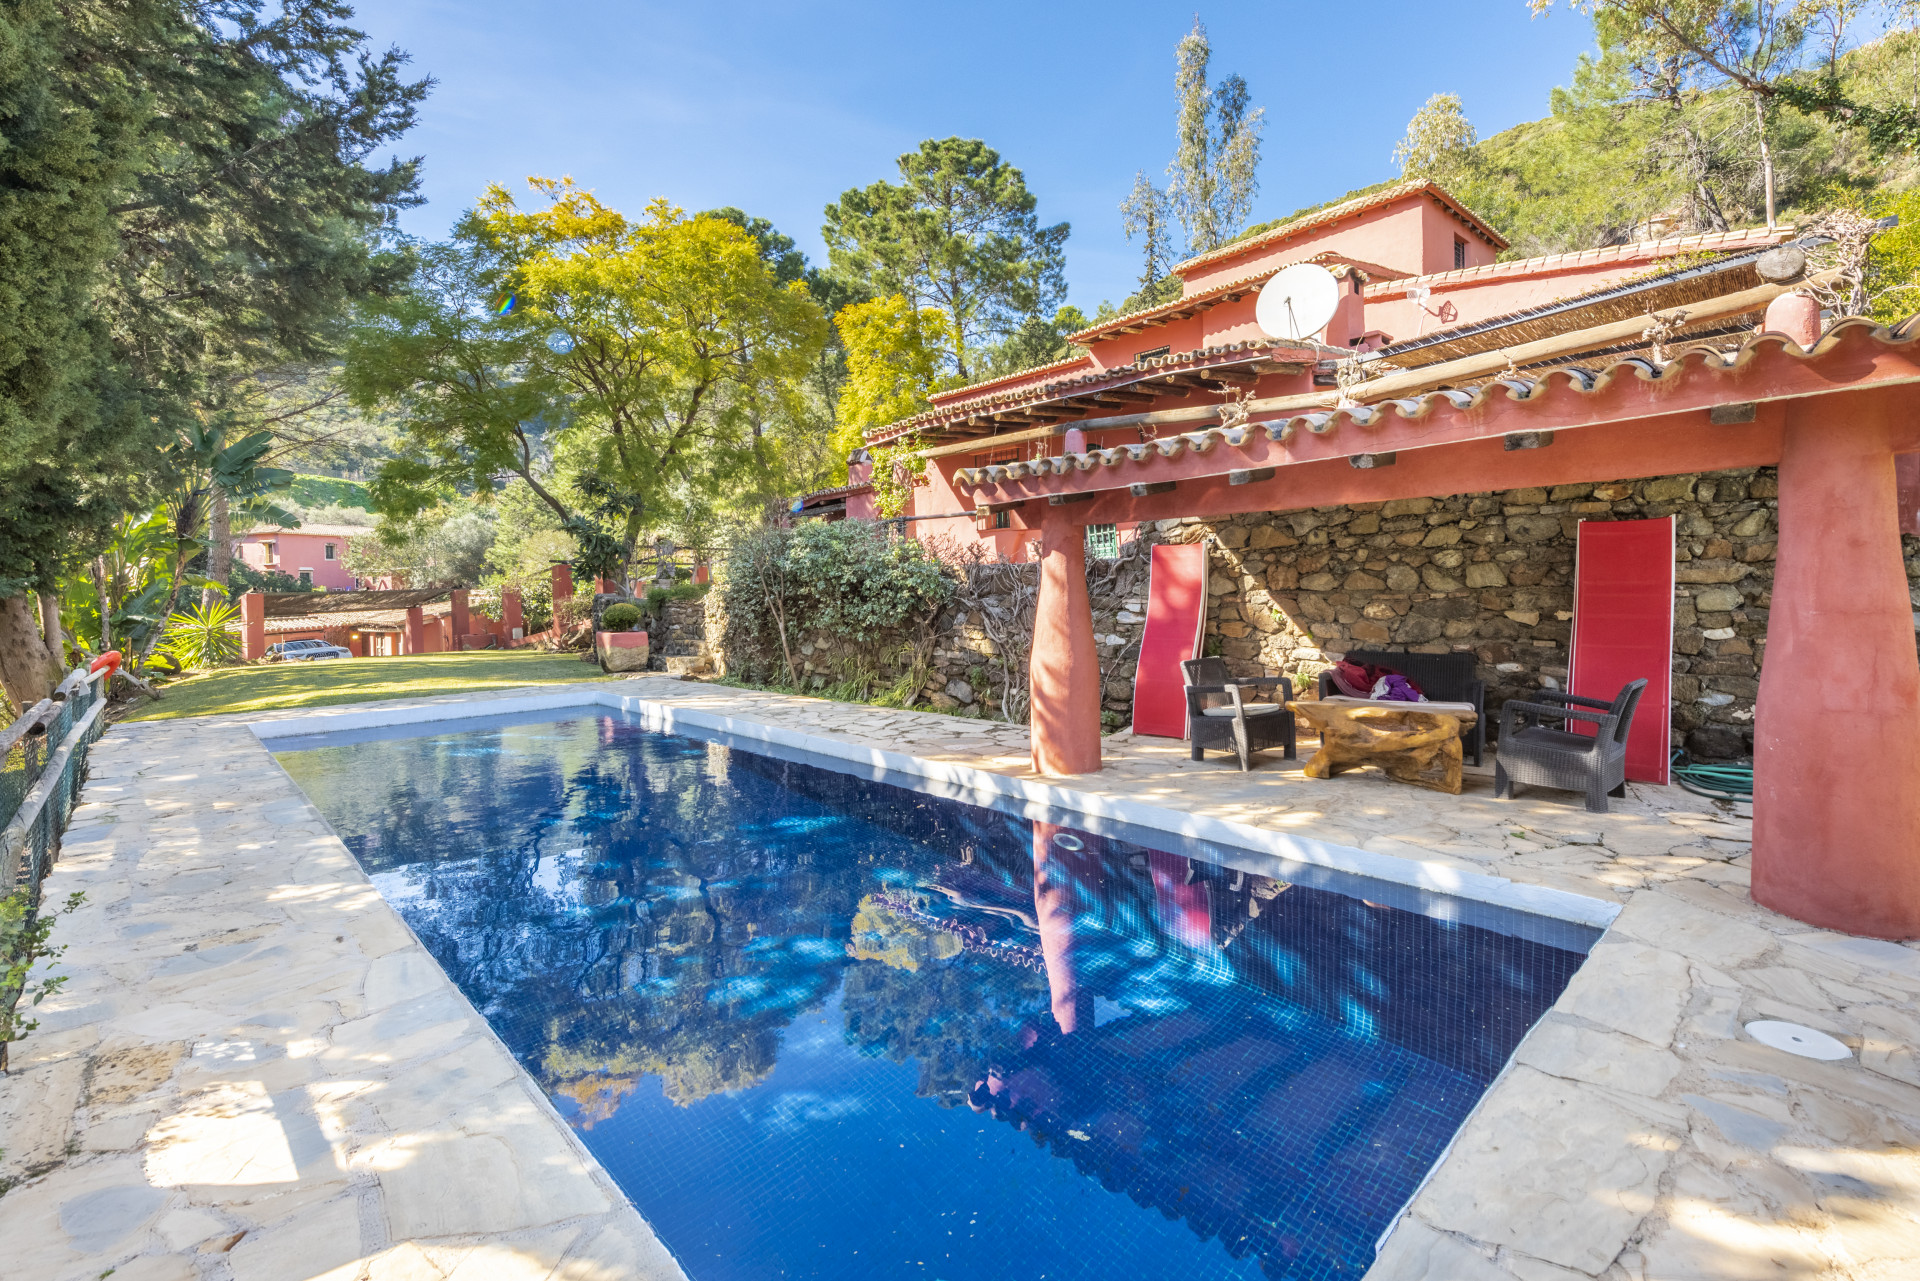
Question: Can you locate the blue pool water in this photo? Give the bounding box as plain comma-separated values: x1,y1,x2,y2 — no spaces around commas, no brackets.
275,711,1593,1281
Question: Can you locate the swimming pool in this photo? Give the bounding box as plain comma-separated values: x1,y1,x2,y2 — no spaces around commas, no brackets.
275,709,1595,1281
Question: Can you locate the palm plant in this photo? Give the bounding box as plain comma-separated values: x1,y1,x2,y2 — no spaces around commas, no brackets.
159,602,243,670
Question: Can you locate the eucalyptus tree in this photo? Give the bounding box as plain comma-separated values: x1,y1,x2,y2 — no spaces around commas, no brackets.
823,138,1069,383
1395,93,1480,183
1165,19,1266,255
1120,171,1178,305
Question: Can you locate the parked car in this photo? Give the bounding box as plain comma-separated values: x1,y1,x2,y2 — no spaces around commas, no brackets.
265,639,351,662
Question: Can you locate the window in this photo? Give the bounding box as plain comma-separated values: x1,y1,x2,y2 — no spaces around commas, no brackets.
1085,523,1120,560
298,568,313,585
324,543,337,560
992,510,1011,529
1135,345,1170,364
1453,237,1467,270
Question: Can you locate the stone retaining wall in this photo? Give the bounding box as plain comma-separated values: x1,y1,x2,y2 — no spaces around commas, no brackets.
692,467,1920,760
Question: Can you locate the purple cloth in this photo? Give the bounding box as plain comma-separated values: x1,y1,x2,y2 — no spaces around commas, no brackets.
1371,673,1427,703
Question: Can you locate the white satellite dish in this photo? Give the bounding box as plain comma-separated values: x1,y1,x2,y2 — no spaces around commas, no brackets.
1255,263,1341,342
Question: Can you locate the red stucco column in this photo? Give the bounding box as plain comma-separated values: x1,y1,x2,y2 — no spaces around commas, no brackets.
403,606,425,656
1753,391,1920,938
1028,515,1102,775
450,589,469,648
1031,821,1097,1035
503,589,524,644
239,592,265,660
551,563,574,603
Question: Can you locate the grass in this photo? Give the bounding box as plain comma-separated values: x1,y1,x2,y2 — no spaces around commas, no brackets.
287,473,372,510
122,650,607,722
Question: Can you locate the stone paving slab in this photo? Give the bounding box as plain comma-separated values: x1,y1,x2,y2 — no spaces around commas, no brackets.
0,702,687,1281
6,676,1918,1281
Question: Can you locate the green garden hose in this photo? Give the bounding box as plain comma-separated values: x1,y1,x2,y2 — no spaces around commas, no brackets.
1670,752,1753,801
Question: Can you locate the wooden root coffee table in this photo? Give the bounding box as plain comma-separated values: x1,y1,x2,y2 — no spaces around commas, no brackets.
1286,697,1481,795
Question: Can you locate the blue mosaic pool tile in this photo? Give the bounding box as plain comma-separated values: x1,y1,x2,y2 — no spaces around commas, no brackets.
278,712,1589,1280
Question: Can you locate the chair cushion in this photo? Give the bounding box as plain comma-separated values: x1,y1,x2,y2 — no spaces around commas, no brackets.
1199,704,1285,718
1509,725,1599,752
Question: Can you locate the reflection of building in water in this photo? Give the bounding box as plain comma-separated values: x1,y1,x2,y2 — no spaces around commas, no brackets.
964,826,1585,1276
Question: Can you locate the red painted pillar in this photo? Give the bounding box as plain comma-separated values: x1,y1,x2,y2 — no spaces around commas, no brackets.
595,577,619,595
1028,514,1102,775
1031,822,1099,1035
551,563,574,604
450,589,469,649
503,589,524,645
240,592,265,660
1753,390,1920,938
403,606,425,656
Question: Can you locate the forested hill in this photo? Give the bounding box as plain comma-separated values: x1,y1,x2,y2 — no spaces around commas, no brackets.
1232,29,1920,278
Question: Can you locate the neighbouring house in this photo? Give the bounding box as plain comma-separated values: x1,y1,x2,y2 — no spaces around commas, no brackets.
233,524,371,591
792,449,879,522
236,587,527,657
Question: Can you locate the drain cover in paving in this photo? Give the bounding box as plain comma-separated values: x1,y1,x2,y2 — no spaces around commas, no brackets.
1745,1019,1851,1060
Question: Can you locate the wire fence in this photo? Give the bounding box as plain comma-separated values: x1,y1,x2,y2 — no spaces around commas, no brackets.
1,667,111,906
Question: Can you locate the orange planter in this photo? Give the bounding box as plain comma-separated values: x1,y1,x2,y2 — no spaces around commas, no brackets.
595,630,650,673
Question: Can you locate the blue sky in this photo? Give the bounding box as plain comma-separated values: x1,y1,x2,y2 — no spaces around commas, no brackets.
355,0,1601,311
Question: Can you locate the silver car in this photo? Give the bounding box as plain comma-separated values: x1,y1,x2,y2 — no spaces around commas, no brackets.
265,639,351,662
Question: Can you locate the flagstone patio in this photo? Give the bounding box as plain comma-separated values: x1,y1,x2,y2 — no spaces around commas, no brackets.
3,676,1916,1281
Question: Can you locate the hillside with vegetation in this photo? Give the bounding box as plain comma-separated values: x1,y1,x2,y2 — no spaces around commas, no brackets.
1216,26,1920,323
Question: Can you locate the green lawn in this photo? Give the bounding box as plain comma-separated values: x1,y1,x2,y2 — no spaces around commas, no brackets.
123,650,607,722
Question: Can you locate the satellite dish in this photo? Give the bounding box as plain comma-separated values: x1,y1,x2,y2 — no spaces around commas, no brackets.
1255,263,1341,342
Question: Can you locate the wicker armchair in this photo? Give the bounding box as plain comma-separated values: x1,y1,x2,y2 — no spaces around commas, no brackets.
1494,679,1648,813
1181,657,1296,771
1318,650,1487,765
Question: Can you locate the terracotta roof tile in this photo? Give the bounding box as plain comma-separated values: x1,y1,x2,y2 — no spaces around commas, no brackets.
947,318,1914,495
864,339,1333,446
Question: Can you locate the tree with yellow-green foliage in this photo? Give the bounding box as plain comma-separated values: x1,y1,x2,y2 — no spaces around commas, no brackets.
832,295,947,516
349,179,827,578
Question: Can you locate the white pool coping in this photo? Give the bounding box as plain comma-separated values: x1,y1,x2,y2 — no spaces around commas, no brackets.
247,689,1622,931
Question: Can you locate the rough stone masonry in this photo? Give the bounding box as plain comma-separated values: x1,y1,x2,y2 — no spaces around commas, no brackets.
702,465,1920,761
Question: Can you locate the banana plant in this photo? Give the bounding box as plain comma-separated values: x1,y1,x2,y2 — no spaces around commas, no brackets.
130,418,299,671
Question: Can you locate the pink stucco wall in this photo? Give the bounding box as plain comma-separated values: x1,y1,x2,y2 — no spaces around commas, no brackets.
234,530,360,590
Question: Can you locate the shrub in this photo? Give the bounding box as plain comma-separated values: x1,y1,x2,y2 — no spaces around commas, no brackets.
600,602,642,631
161,602,244,669
719,521,953,686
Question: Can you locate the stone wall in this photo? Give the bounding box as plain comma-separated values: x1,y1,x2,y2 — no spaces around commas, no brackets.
693,470,1920,761
646,597,712,673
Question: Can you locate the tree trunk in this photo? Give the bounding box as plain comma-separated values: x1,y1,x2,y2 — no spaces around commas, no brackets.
0,593,59,710
134,550,188,670
202,488,232,609
1754,91,1776,230
93,558,111,655
38,593,65,671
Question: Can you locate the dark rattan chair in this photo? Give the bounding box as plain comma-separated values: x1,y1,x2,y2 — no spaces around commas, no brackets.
1181,657,1296,771
1494,679,1648,813
1317,649,1488,765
